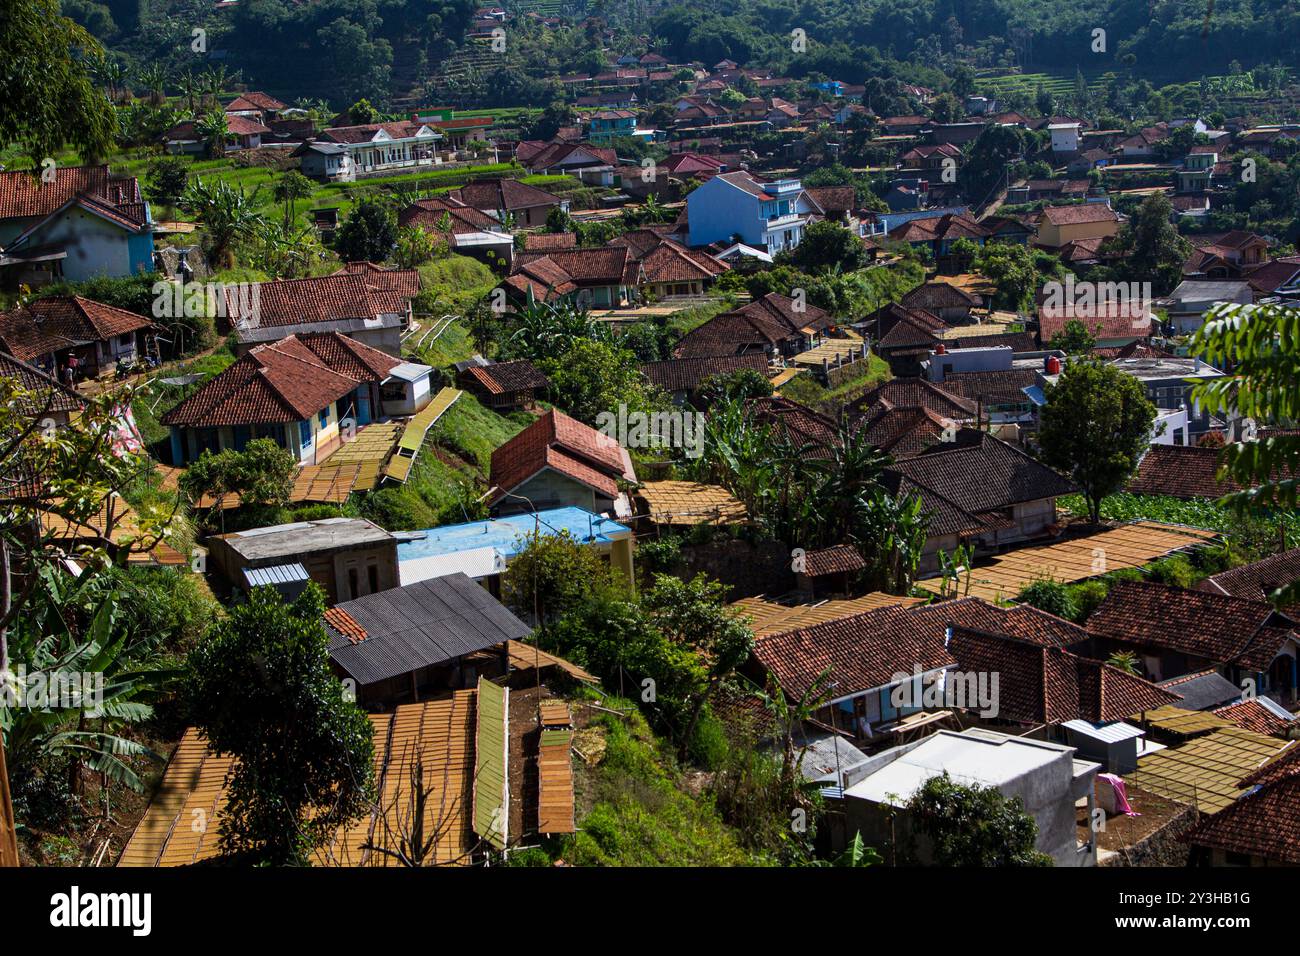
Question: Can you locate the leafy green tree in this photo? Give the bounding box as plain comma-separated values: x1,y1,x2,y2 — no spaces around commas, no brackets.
1106,193,1192,294
1038,359,1157,524
1190,301,1300,604
787,220,866,275
0,0,118,168
145,157,189,208
394,225,438,269
973,242,1063,311
335,199,398,263
540,339,659,427
906,773,1052,866
1047,319,1098,354
503,529,614,625
179,438,295,511
273,170,314,229
194,109,231,159
1017,574,1080,621
697,368,773,407
961,123,1029,208
183,177,267,270
184,585,375,865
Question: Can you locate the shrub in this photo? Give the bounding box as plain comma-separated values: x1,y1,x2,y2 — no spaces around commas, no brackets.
1016,574,1079,621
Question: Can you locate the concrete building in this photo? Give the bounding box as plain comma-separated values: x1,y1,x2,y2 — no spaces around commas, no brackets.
207,516,399,606
686,171,813,252
841,728,1101,866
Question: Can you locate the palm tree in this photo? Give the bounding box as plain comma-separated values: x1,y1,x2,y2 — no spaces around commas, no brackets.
138,64,168,105
194,109,231,159
201,65,229,108
183,177,267,269
273,170,314,228
1106,651,1141,675
179,69,200,114
97,58,128,104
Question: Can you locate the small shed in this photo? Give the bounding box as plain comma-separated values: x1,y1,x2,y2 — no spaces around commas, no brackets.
1061,719,1147,774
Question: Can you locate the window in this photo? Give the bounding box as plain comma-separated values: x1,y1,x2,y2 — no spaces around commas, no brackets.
319,407,329,427
368,564,379,594
347,567,359,601
299,419,312,447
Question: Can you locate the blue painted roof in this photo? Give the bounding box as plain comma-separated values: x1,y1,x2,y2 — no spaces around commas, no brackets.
397,507,630,564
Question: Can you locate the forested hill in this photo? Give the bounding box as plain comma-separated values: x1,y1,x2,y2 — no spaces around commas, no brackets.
61,0,1300,109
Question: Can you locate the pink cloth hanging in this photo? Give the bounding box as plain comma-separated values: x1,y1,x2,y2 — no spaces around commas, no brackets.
1099,773,1141,817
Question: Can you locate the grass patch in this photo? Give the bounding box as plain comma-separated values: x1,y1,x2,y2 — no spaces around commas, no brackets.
558,701,756,867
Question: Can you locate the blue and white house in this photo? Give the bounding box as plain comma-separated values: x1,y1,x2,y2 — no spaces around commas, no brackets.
686,171,815,252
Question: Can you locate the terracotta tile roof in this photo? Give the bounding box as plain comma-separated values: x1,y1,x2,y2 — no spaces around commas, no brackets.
0,296,152,361
1039,203,1119,226
947,626,1180,724
849,378,976,420
1197,548,1300,611
455,177,563,212
754,597,1089,700
885,430,1078,519
160,334,373,427
748,396,838,453
225,91,286,112
639,353,768,393
889,213,988,243
901,281,979,310
855,405,950,456
489,409,635,503
802,544,866,577
1087,581,1298,671
1127,444,1247,499
513,247,640,287
332,262,422,296
1213,699,1297,737
1182,750,1300,862
1037,303,1153,342
522,232,578,251
940,369,1039,405
1239,742,1300,787
637,239,728,283
399,197,502,234
228,273,414,331
0,351,83,416
946,330,1039,353
224,114,271,136
324,607,368,644
877,314,943,349
805,186,856,214
294,330,401,381
463,359,548,394
319,121,430,144
0,164,142,223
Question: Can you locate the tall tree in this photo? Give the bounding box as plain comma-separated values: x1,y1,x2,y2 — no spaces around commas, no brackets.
906,773,1052,866
335,199,398,264
1037,359,1157,524
185,585,375,865
0,0,117,168
1107,193,1192,294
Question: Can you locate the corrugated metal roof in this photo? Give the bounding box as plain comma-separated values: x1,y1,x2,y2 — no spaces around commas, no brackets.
242,562,309,587
1062,719,1145,743
473,677,508,849
326,573,530,686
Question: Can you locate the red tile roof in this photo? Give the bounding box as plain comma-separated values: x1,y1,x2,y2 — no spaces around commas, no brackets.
0,165,141,223
948,626,1180,723
399,197,502,234
225,91,287,112
1087,581,1298,672
227,272,415,331
1197,548,1300,612
160,333,380,427
1182,762,1300,863
1127,444,1247,499
462,359,548,395
639,353,769,393
0,351,84,416
522,232,578,251
0,296,153,361
1214,699,1296,737
489,409,635,503
802,544,866,577
1037,303,1153,342
1039,203,1119,226
455,177,563,212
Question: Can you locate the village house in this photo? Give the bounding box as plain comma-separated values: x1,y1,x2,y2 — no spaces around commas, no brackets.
300,121,443,181
881,428,1077,571
456,358,549,410
224,91,287,125
161,332,432,465
1034,203,1121,249
453,178,566,229
1183,748,1300,866
398,196,514,267
225,269,420,355
324,573,531,707
686,171,815,252
505,247,642,308
672,292,835,359
516,141,618,186
610,229,729,299
488,408,637,519
206,516,399,606
1162,280,1253,334
1182,231,1271,279
0,295,154,382
0,165,154,286
0,350,83,428
639,353,771,406
1087,581,1300,703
